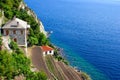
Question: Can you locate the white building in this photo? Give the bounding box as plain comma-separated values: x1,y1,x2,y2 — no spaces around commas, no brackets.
40,46,54,56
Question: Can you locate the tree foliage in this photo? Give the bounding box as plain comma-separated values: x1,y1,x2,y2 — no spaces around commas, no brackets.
0,0,50,46
0,50,47,80
0,0,49,79
0,0,22,19
9,40,24,54
16,9,50,46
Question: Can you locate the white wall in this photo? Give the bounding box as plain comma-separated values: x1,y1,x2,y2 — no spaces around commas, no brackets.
43,50,54,56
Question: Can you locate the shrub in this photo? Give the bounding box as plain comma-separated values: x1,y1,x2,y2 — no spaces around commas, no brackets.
0,50,47,79
9,40,19,51
81,72,91,80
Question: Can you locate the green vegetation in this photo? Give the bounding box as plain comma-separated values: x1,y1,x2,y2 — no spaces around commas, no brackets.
54,48,69,65
0,0,22,19
0,36,2,46
0,0,48,79
0,50,47,80
0,0,49,46
0,36,2,50
0,40,48,79
45,55,64,80
0,11,2,17
15,9,50,46
81,72,91,80
45,56,55,73
9,40,24,54
0,1,91,80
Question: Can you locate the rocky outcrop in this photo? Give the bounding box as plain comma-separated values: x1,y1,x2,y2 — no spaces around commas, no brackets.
2,36,12,52
19,2,47,36
0,10,4,26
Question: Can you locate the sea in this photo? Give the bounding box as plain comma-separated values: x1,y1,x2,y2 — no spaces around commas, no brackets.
24,0,120,80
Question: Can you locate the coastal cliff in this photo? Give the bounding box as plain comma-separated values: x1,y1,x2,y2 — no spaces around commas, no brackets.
19,2,47,36
0,2,47,36
0,0,91,80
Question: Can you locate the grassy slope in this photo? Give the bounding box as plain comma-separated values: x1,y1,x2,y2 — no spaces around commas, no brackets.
45,55,84,80
45,55,65,80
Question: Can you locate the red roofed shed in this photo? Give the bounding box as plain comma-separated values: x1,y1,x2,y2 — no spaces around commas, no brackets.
41,46,54,56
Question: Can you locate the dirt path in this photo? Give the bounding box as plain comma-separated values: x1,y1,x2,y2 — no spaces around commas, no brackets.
57,62,82,80
30,46,82,80
31,46,53,79
45,55,67,80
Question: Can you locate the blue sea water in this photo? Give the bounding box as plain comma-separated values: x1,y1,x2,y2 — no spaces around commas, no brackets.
24,0,120,80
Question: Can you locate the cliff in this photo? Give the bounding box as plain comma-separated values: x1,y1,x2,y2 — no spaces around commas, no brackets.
0,2,47,36
0,10,5,27
19,2,47,36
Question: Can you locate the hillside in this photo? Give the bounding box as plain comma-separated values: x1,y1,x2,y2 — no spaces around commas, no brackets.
0,0,91,80
29,46,84,80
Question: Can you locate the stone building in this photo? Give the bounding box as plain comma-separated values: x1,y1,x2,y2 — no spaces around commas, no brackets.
2,17,30,47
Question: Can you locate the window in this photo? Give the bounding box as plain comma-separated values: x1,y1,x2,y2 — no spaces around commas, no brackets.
14,38,17,42
13,30,16,34
49,51,51,53
21,30,23,34
46,51,47,55
6,30,8,35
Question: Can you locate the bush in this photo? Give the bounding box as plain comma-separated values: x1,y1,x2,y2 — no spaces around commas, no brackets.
81,72,91,80
28,36,38,46
0,0,22,19
9,40,19,51
0,50,47,79
63,60,69,65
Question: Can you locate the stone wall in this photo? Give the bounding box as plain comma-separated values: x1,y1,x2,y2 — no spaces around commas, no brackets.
0,10,4,26
4,29,26,46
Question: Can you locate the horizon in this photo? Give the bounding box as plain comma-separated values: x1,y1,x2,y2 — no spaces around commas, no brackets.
59,0,120,5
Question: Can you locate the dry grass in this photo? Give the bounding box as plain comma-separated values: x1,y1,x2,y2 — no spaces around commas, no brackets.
29,46,90,80
45,55,64,80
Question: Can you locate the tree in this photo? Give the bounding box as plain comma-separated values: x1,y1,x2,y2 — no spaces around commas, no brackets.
28,36,38,46
38,33,50,46
0,50,14,79
9,40,19,51
0,50,48,79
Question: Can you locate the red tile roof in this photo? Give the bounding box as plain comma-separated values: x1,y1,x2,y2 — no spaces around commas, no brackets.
41,46,53,51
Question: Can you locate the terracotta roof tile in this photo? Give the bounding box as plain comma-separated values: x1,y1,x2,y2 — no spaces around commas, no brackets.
41,46,53,51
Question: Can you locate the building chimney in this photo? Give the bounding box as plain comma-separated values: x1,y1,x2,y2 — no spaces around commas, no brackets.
13,16,16,20
17,22,19,26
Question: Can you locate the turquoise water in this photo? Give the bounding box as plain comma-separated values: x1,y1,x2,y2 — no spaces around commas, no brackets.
25,0,120,80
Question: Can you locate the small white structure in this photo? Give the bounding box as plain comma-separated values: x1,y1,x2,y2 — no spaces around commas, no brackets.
40,46,54,56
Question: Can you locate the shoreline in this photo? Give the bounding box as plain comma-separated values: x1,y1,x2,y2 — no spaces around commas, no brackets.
51,44,91,80
23,1,91,80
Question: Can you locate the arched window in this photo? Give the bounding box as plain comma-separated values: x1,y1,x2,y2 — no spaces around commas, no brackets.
14,38,17,42
6,30,9,35
45,51,47,55
13,30,16,34
21,30,23,34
